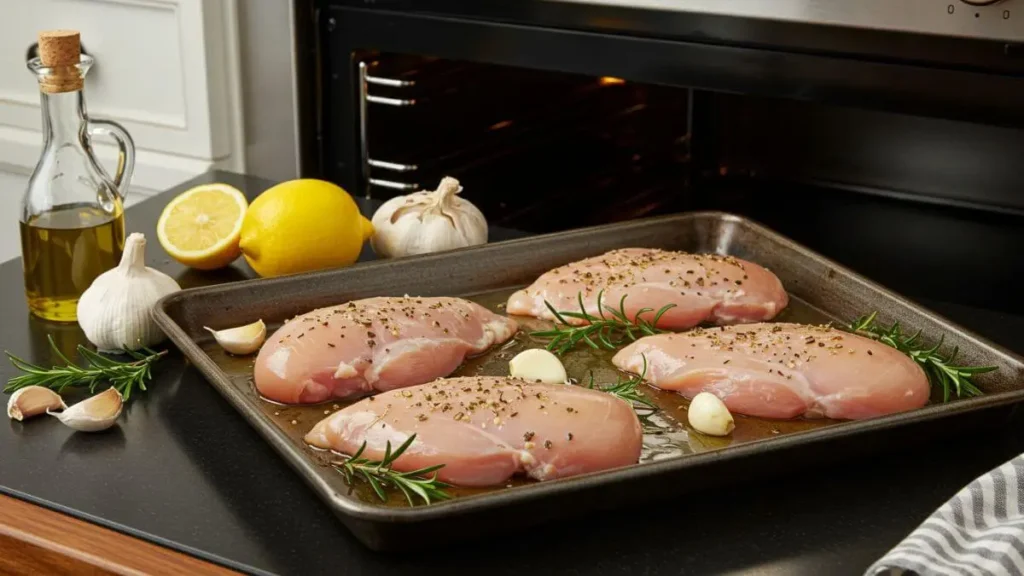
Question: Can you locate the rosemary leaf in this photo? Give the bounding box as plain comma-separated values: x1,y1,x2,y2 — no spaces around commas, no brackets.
531,290,676,355
333,433,451,506
4,335,166,401
850,311,996,401
585,354,659,421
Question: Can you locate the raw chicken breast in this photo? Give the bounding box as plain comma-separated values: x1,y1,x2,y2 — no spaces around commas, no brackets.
304,376,643,487
253,297,517,404
507,248,788,330
612,323,929,420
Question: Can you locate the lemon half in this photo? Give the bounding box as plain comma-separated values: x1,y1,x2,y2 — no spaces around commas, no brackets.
157,183,248,270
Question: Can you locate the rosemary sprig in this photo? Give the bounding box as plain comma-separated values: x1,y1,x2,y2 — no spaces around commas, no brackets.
333,433,451,506
586,354,659,420
4,335,166,401
530,290,676,355
850,311,997,402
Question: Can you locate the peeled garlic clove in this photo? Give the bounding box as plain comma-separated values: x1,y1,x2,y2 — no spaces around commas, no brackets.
509,349,568,384
7,386,66,421
50,387,123,432
204,319,267,355
687,392,735,436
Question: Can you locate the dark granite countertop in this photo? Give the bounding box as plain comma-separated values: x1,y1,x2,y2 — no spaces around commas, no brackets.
3,170,1024,576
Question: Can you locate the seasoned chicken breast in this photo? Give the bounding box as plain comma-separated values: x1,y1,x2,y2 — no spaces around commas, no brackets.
304,376,643,487
612,323,929,420
253,297,518,404
506,248,787,330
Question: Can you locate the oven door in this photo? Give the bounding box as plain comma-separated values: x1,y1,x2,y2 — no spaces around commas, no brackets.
301,0,1024,313
305,0,1024,198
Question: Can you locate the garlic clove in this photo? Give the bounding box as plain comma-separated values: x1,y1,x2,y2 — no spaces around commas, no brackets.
509,349,568,385
50,387,123,432
7,386,66,421
204,319,267,355
687,392,735,436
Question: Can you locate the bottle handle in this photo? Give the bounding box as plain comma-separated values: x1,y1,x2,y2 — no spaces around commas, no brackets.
87,119,136,201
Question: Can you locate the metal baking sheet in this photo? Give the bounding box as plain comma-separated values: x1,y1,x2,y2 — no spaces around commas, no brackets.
153,211,1024,551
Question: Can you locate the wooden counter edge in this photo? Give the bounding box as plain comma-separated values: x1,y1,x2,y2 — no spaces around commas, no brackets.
0,493,241,576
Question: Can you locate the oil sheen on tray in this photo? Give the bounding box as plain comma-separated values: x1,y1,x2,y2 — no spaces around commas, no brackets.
201,288,843,506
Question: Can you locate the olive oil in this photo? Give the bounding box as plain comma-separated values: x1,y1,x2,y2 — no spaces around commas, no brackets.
20,204,125,322
20,30,136,322
198,288,841,506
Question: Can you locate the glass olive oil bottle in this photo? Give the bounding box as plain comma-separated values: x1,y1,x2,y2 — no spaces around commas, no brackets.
21,30,135,322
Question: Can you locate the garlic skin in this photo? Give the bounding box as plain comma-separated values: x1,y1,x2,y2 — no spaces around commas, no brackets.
687,392,736,436
205,319,266,355
370,176,487,258
509,349,568,384
49,387,123,432
77,233,181,353
7,386,66,421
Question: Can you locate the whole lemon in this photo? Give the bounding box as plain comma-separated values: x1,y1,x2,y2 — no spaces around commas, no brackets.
239,179,374,278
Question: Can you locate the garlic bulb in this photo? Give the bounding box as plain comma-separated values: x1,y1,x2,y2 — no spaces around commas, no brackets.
77,232,182,353
7,386,66,421
49,387,122,432
370,176,487,258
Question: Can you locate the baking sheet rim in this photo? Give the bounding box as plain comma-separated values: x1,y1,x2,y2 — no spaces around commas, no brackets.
152,210,1024,523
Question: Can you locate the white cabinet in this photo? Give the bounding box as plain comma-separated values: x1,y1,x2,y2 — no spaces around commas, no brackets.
0,171,27,263
0,0,246,260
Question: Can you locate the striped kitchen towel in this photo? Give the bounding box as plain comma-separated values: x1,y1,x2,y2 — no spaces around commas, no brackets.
866,455,1024,576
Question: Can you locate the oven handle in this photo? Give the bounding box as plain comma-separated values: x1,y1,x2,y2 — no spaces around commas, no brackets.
357,61,420,194
368,178,421,191
366,95,416,106
365,75,415,88
368,159,418,172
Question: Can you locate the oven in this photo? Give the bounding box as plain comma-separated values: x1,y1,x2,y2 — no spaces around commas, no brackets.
293,0,1024,320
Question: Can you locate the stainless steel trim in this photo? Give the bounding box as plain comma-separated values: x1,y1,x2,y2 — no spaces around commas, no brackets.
366,75,416,87
369,178,421,190
357,61,371,196
359,61,420,195
543,0,1024,42
368,159,419,172
366,95,417,106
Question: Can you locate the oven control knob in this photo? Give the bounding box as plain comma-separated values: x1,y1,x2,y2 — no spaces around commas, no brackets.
960,0,1004,5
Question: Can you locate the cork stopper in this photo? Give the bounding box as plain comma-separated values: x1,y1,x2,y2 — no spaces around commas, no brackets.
39,30,80,66
37,30,83,93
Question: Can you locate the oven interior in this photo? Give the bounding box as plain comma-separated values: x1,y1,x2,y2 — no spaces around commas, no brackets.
358,53,690,231
344,48,1024,316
